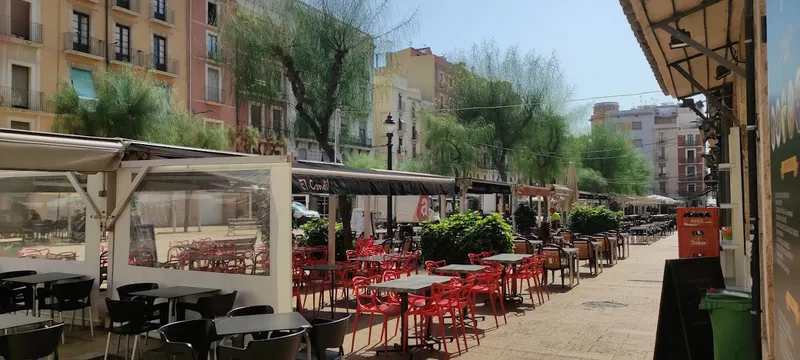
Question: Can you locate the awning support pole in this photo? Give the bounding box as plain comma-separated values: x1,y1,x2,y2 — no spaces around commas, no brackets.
655,24,745,77
744,0,762,357
67,172,101,218
328,195,337,265
106,167,150,230
671,64,742,124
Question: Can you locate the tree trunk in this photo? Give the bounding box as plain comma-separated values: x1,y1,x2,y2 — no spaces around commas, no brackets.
321,144,354,254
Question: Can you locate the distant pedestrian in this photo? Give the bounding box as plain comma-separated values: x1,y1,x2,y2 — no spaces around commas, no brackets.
549,208,561,230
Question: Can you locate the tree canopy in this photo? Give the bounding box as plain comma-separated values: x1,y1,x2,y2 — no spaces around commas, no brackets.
576,125,651,195
52,65,228,150
221,0,416,161
449,41,575,181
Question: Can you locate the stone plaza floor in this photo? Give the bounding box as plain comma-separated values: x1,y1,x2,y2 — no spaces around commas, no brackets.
56,232,676,359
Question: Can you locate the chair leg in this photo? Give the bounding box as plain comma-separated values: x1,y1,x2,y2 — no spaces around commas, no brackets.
88,306,94,337
437,314,449,359
488,295,499,329
349,312,359,353
468,302,480,345
394,315,400,337
116,334,122,356
451,309,463,355
367,314,375,346
525,278,535,307
131,335,139,360
70,310,76,331
103,333,111,360
497,292,507,325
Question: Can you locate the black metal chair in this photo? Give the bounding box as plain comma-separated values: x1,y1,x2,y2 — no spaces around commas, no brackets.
0,322,65,360
158,319,217,360
304,315,351,360
104,298,160,360
0,270,36,313
217,329,305,360
225,305,275,347
117,282,168,326
38,277,95,338
177,291,237,320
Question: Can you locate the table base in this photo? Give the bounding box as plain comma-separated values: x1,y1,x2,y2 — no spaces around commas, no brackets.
375,336,454,357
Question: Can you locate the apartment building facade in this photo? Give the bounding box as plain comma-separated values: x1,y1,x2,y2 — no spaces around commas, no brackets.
372,69,427,167
591,102,697,199
0,0,49,131
676,107,705,203
0,0,188,132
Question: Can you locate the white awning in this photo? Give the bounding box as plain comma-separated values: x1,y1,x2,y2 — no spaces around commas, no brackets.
0,130,124,173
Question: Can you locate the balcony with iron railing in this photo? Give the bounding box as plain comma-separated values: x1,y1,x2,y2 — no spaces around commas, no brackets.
657,154,667,162
680,157,700,164
0,15,43,44
657,138,666,144
204,86,225,104
679,174,703,182
657,173,668,179
63,32,106,59
147,54,179,76
0,87,54,113
341,134,373,148
111,48,146,67
253,126,291,139
111,0,140,14
149,3,175,25
205,47,222,62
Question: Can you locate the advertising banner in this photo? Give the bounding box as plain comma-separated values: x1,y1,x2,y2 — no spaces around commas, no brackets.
768,1,800,358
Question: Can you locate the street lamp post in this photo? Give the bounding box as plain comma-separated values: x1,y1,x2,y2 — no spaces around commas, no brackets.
384,114,397,239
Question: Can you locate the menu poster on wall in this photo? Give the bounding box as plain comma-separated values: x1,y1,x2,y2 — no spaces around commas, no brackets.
768,1,800,358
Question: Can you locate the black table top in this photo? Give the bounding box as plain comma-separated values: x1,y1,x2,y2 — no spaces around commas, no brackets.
214,312,311,336
4,272,83,284
481,254,531,264
368,275,453,293
129,286,219,299
0,314,52,330
435,264,487,273
302,264,345,272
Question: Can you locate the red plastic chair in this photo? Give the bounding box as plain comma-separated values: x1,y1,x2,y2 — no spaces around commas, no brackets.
424,260,446,275
467,253,482,265
468,268,507,328
405,283,461,358
350,275,401,353
292,267,304,314
506,257,539,306
334,262,361,312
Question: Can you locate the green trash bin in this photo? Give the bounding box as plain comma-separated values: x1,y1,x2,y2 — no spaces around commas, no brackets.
699,290,753,360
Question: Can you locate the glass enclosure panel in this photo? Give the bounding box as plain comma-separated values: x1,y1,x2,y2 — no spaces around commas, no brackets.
129,168,271,276
0,173,87,261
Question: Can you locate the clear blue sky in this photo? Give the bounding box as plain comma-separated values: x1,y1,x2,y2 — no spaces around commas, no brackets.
389,0,676,120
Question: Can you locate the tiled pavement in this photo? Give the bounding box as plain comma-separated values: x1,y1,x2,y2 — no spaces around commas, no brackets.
58,233,676,359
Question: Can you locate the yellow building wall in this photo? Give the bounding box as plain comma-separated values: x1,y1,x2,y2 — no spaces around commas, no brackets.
2,0,189,133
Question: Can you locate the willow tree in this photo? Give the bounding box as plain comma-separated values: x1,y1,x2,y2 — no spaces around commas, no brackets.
221,0,415,243
449,41,574,181
511,108,572,187
418,110,492,211
578,125,651,195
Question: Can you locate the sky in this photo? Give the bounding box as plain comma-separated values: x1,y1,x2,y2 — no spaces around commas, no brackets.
387,0,677,123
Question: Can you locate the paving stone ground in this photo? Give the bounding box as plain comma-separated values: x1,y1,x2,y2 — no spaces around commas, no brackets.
58,233,676,359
